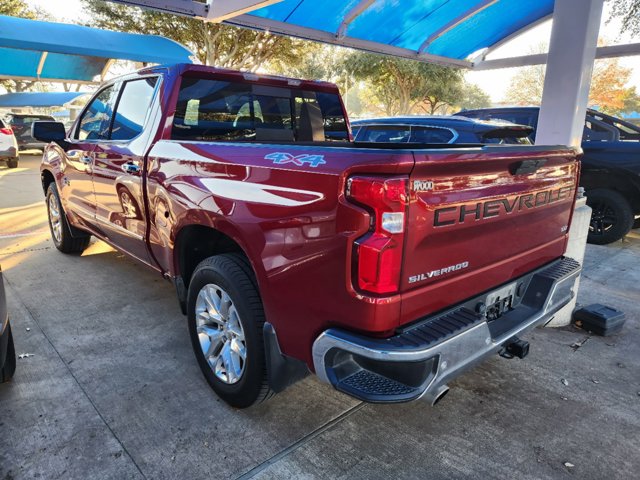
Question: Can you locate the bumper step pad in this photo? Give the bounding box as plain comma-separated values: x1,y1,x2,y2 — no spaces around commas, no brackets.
340,370,419,397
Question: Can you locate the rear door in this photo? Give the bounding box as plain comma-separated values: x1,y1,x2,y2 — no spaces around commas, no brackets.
401,146,578,320
91,76,159,265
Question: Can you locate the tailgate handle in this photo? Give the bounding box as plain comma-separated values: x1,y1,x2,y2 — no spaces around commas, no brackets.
509,159,547,175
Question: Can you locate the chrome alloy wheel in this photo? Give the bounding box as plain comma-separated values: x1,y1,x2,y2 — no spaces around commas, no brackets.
48,194,62,243
195,284,247,384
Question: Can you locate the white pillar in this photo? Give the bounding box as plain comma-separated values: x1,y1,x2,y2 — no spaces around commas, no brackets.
537,0,604,147
537,0,604,327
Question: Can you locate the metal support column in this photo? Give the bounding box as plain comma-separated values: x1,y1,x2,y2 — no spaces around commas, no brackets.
537,0,604,327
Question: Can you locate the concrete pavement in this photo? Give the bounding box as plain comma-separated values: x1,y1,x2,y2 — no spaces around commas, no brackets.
1,155,639,479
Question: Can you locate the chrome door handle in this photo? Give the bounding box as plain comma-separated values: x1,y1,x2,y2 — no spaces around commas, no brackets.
121,162,140,175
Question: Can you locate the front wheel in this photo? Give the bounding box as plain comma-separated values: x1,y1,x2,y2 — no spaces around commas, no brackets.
46,184,91,253
6,157,18,169
187,254,273,408
586,188,634,245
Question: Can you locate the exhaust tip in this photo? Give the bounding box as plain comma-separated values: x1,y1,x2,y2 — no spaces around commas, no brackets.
431,385,450,406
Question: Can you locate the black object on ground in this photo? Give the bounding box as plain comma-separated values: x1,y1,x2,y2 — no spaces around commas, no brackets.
573,304,626,336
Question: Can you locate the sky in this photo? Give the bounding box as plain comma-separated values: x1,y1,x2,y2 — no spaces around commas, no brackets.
25,0,640,103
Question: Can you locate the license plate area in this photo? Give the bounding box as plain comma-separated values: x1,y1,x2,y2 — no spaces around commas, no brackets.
485,282,516,321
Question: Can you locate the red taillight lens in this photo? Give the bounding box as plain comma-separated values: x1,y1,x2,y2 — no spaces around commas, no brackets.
346,176,408,294
0,127,13,135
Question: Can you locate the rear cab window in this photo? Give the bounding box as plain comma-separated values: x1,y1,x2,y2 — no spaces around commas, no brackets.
171,76,348,143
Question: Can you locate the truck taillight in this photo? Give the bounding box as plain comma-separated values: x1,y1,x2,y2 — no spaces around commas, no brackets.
0,127,12,135
346,175,408,295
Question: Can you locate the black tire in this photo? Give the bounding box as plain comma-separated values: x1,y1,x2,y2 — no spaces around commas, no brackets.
6,157,18,169
46,183,91,254
1,323,16,383
187,253,273,408
586,188,634,245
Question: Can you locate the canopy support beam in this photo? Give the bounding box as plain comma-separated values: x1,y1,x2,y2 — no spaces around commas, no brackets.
473,42,640,70
336,0,376,39
36,51,48,78
418,0,498,54
105,0,283,22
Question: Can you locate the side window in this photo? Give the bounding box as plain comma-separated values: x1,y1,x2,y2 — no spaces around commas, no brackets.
77,86,117,141
357,125,410,143
410,126,455,143
110,77,158,141
172,78,255,141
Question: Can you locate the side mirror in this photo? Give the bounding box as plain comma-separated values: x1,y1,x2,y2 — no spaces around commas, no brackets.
32,121,69,150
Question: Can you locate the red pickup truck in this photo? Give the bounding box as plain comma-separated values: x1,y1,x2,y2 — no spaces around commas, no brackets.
34,64,581,408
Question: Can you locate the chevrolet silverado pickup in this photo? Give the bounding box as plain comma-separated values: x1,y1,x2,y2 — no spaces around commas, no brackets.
34,64,582,408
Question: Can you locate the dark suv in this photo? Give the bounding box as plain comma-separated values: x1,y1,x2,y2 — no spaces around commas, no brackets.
351,116,533,145
5,113,56,150
456,107,640,245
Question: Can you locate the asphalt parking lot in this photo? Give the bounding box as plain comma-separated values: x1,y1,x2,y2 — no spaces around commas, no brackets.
1,154,639,480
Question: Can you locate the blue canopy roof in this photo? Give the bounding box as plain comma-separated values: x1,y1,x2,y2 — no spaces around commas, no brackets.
0,92,90,108
227,0,555,66
0,15,194,83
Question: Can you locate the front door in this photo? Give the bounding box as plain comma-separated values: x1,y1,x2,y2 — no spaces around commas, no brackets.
91,77,159,266
59,85,118,231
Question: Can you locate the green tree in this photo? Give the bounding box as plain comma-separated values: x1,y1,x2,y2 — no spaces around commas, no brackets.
82,0,310,72
457,82,491,111
347,52,464,116
610,0,640,35
0,0,36,18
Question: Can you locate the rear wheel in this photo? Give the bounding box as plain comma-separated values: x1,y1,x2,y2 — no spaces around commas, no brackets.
586,188,634,245
6,157,18,169
187,254,273,408
46,184,91,253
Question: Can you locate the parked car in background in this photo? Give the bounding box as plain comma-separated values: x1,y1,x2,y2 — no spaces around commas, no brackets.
5,113,56,151
0,118,19,168
455,107,640,245
351,116,533,145
1,266,16,383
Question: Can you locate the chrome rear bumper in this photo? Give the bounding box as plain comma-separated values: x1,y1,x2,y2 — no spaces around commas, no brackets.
312,257,581,404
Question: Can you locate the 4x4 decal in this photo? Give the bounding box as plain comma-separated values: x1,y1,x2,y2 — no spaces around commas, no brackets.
265,152,326,168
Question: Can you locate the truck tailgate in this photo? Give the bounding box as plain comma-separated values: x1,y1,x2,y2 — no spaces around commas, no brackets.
400,146,579,323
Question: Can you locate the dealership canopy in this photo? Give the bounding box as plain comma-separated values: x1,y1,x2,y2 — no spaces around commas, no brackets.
106,0,553,67
0,14,194,84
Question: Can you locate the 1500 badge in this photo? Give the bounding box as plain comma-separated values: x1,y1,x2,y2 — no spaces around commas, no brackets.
408,261,470,284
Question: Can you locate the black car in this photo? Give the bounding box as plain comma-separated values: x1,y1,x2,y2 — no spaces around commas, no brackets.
455,107,640,244
5,113,56,150
0,266,15,383
351,116,533,145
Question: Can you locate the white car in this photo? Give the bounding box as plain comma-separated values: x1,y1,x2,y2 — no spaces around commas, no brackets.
0,118,19,168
